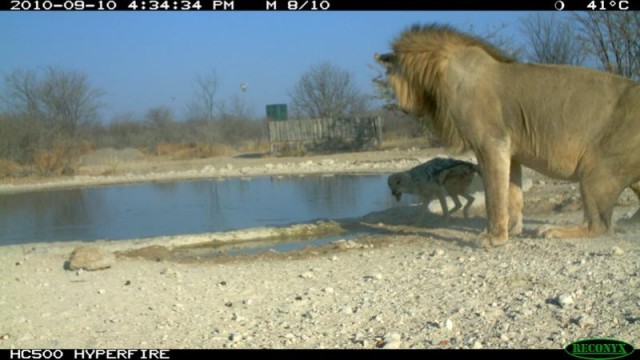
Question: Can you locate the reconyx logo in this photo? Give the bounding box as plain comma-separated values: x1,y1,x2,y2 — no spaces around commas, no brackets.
565,338,635,360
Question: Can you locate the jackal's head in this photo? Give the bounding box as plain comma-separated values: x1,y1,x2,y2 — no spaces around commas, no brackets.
387,172,409,201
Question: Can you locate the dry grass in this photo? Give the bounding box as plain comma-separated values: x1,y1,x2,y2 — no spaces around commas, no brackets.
155,143,235,160
33,141,92,176
0,159,23,178
236,140,271,154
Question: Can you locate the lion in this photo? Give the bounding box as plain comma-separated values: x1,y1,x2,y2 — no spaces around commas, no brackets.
375,24,640,246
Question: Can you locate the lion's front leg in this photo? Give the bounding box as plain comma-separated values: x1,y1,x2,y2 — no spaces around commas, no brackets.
508,160,523,235
476,149,511,247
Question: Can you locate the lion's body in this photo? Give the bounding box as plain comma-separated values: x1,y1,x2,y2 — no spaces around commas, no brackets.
377,24,640,245
388,157,479,222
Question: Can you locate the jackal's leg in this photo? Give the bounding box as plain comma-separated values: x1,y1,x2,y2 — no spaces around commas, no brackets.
461,192,475,219
447,192,463,215
436,187,450,223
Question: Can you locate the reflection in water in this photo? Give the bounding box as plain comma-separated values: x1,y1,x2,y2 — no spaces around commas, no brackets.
0,174,397,246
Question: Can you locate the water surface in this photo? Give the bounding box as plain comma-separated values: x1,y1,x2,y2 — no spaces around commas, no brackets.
0,174,398,246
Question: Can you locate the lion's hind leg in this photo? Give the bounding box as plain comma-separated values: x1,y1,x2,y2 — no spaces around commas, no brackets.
625,182,640,221
539,173,623,239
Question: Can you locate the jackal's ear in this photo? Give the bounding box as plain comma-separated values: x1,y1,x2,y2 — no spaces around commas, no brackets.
374,53,396,67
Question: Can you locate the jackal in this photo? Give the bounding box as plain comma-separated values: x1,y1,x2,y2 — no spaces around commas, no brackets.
388,157,480,222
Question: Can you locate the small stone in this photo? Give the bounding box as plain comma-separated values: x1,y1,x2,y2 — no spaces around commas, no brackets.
577,315,597,328
383,340,402,349
323,287,334,294
300,272,314,279
97,289,106,295
611,246,624,256
558,293,574,308
472,341,483,349
68,246,115,271
384,333,401,341
161,268,179,276
231,313,246,322
431,249,445,257
382,333,402,349
445,319,454,331
341,306,354,314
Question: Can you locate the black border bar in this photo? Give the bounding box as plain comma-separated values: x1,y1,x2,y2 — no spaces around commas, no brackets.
0,349,581,360
3,0,638,11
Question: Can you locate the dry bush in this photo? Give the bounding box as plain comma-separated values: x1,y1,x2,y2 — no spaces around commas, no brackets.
155,143,234,159
0,159,23,178
32,141,92,176
237,139,271,154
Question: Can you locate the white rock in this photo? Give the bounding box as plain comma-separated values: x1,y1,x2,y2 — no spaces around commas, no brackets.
445,319,454,331
577,315,597,328
341,306,354,315
300,272,314,279
472,341,483,349
68,246,115,271
611,246,624,256
431,249,445,257
383,340,402,349
557,293,574,307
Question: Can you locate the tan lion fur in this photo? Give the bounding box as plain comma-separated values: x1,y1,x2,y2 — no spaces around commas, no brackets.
377,23,640,246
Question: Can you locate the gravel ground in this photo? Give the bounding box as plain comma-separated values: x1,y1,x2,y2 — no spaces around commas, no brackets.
1,148,639,349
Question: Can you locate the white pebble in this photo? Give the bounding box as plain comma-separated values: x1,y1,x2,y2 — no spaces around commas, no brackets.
445,319,453,331
611,246,624,256
300,272,314,279
558,293,574,307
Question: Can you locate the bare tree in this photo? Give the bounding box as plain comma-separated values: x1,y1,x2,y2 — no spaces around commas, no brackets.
186,69,218,121
520,13,586,65
39,67,103,135
145,105,176,143
0,67,102,168
575,12,640,79
217,94,254,120
2,67,102,133
289,62,369,119
1,69,40,117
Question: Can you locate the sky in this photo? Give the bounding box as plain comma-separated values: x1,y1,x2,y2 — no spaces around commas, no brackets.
0,10,539,122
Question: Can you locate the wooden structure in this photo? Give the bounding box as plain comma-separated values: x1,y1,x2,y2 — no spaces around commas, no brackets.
268,117,383,153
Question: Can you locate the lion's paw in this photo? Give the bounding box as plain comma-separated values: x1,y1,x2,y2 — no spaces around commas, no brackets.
537,225,557,239
476,231,509,248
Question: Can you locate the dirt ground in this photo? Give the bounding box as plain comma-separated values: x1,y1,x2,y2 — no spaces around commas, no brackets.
1,146,639,349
